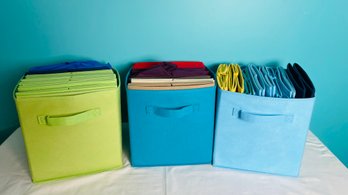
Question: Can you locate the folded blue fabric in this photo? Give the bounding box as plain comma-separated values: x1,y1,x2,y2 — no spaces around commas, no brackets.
27,61,112,74
243,65,266,96
242,67,254,95
259,66,277,97
275,66,296,98
265,67,283,98
242,65,296,98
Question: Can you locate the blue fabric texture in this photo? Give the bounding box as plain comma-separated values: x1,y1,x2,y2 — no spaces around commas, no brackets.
126,69,216,167
242,65,296,98
246,65,266,96
259,66,277,97
27,61,112,74
213,88,315,176
275,66,296,98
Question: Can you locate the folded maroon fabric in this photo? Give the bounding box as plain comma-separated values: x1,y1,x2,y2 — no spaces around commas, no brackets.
132,61,205,70
131,62,210,78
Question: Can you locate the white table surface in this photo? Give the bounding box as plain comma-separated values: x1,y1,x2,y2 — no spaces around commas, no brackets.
0,128,348,195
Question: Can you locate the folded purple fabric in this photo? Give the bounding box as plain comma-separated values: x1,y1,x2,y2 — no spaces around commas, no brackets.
171,69,209,78
132,62,210,78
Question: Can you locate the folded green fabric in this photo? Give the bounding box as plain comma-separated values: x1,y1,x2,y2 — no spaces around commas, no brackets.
25,69,114,78
15,69,118,98
16,87,116,98
18,80,116,92
20,74,116,83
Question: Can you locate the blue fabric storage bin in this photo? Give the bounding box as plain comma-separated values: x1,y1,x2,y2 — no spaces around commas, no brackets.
213,88,315,176
126,69,216,167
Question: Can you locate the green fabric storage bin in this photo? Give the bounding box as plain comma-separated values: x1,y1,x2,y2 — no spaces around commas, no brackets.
13,69,123,183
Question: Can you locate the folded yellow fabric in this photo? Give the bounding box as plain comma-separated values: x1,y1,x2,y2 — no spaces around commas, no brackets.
217,64,244,93
217,64,231,91
231,64,244,93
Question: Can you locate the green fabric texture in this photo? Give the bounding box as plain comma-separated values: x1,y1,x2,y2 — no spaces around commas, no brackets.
14,69,123,183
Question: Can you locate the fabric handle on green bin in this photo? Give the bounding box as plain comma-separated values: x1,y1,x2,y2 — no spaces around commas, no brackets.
232,108,293,123
37,108,101,126
146,105,198,118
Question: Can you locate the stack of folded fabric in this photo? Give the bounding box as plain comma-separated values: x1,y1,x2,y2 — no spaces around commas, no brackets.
16,61,117,98
286,63,315,98
216,64,245,93
14,61,123,182
27,60,113,74
126,61,216,167
217,63,315,98
213,62,316,176
16,69,117,98
128,61,215,90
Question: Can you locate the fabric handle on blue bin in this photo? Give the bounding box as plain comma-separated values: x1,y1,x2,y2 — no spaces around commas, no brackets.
146,104,199,118
232,108,293,123
37,108,101,126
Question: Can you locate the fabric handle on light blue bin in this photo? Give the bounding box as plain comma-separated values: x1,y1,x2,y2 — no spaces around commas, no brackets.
232,108,294,123
146,104,199,118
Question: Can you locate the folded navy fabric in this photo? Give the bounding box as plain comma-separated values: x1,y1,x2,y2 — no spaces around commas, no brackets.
286,63,306,98
290,63,315,98
28,61,112,74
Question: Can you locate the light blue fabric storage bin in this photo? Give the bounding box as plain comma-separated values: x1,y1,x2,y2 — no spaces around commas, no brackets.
213,88,315,176
126,70,216,167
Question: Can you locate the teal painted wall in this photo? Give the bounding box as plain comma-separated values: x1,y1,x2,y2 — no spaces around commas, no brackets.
1,1,347,166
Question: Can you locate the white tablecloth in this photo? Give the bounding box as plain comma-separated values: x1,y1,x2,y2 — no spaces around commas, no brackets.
0,128,347,195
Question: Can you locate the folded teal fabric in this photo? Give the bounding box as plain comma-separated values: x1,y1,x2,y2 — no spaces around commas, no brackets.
242,65,265,96
259,66,277,97
242,67,253,95
242,65,296,98
275,67,296,98
265,67,283,98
